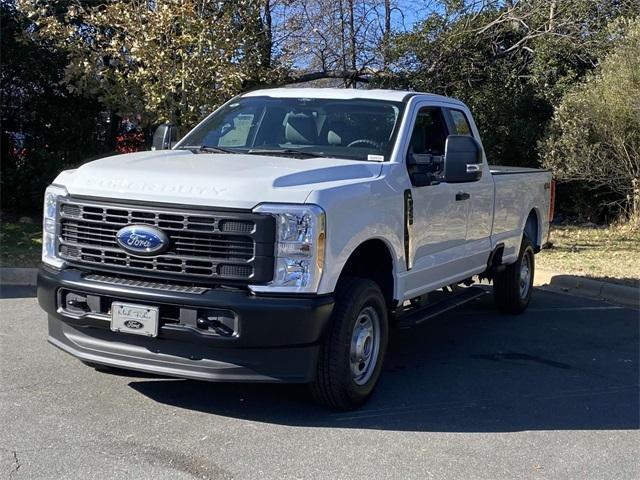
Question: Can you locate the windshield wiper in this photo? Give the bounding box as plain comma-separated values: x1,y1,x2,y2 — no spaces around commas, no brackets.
247,148,326,158
177,145,238,154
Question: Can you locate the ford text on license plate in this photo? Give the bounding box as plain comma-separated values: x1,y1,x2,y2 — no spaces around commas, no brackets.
111,302,159,337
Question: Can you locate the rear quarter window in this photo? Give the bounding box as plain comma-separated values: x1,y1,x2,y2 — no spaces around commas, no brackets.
449,109,472,136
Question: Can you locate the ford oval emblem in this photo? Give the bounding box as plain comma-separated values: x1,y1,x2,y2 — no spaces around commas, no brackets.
124,320,144,329
116,225,169,256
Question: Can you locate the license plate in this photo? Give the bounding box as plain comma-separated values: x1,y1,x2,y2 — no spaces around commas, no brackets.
111,302,159,337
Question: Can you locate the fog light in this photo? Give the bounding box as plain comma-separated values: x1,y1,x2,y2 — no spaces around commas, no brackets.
196,309,237,337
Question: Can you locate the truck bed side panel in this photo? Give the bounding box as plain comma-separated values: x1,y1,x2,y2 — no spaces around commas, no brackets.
490,168,551,264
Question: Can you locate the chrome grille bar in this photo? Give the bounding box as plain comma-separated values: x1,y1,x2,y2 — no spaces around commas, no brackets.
57,197,275,283
84,274,210,294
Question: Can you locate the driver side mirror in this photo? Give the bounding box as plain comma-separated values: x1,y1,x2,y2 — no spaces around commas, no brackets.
151,123,178,150
443,135,483,183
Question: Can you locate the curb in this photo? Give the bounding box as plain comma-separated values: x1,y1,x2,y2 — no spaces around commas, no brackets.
0,268,38,287
535,269,639,308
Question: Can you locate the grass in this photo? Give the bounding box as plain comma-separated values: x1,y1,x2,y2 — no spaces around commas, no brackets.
537,223,640,287
0,219,42,268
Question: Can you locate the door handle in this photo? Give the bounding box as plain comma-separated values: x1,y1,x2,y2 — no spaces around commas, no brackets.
456,192,470,201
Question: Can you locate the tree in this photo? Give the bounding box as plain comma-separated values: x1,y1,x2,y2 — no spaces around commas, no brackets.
276,0,406,86
381,0,639,171
542,18,640,226
19,0,281,131
1,1,111,211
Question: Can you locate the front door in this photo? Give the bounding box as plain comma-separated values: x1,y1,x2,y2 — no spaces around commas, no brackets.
403,106,470,299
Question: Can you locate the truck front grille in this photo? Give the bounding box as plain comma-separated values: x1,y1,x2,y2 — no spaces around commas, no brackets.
57,198,275,283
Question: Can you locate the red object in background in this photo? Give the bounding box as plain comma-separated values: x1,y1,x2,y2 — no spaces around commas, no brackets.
10,145,27,161
6,132,27,161
116,131,145,153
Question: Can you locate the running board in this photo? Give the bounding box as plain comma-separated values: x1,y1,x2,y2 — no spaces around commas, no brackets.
396,286,487,330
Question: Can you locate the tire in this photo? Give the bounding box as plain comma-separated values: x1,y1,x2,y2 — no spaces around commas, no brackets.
493,237,535,314
310,277,389,410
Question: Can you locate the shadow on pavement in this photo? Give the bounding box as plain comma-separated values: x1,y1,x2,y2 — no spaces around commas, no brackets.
127,288,639,432
0,285,37,299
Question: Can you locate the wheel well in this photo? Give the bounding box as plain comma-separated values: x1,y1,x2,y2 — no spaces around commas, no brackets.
338,240,394,307
524,209,539,248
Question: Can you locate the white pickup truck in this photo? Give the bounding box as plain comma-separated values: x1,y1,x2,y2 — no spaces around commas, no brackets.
38,88,554,409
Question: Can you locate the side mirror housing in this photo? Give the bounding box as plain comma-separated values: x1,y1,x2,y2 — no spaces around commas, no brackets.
151,123,178,150
443,135,483,183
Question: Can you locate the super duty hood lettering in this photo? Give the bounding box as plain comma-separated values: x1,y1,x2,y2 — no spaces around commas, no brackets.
83,177,228,196
56,150,382,209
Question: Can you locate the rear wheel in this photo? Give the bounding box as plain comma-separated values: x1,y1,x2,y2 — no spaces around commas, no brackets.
493,237,535,314
310,277,389,410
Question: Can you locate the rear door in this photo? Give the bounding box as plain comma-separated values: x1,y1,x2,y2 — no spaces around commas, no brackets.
444,107,494,272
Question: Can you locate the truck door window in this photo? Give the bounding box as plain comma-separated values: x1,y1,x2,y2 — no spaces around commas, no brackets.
407,107,449,186
448,109,472,136
409,108,448,156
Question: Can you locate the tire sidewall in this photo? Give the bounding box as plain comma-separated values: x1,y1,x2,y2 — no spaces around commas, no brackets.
517,240,535,309
338,281,389,401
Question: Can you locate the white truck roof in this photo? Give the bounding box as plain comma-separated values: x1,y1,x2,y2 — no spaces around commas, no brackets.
242,87,464,106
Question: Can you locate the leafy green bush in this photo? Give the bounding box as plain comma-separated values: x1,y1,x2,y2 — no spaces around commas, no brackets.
542,18,640,226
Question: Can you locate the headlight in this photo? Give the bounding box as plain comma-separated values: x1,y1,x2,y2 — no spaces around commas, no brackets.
250,204,326,293
42,185,68,268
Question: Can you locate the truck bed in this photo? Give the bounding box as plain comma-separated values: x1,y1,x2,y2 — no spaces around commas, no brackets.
489,165,552,264
489,165,550,175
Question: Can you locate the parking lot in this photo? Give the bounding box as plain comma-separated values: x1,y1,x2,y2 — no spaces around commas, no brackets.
1,286,638,479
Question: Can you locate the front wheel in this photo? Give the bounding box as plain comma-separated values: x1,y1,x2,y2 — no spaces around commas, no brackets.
310,277,389,410
493,238,535,314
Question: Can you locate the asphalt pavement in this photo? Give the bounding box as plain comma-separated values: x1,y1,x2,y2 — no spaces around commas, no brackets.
1,286,638,479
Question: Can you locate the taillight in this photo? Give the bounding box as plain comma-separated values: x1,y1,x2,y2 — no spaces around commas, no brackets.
548,179,556,223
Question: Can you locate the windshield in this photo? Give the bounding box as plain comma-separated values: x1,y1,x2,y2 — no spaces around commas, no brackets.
178,96,405,161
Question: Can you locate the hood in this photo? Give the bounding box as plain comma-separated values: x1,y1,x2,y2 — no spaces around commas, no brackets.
55,150,383,209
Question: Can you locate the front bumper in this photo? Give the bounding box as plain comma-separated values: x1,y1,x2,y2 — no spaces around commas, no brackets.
38,267,334,383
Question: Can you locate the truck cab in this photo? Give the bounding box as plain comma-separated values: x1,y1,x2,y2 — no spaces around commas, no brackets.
38,88,552,409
